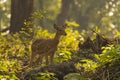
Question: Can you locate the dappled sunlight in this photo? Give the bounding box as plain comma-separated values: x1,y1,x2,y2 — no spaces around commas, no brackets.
0,0,120,79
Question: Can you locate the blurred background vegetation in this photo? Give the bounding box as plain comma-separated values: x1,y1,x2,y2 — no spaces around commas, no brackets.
0,0,120,35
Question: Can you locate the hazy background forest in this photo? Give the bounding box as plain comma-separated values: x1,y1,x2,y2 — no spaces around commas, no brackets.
0,0,120,35
0,0,120,80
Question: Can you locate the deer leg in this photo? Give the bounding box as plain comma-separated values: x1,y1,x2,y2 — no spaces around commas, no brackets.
50,53,54,64
30,52,35,66
36,55,43,65
45,55,49,65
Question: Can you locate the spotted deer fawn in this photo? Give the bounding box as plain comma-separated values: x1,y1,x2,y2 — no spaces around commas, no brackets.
30,24,67,66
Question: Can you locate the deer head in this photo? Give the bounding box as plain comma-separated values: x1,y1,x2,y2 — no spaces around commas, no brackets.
54,23,67,36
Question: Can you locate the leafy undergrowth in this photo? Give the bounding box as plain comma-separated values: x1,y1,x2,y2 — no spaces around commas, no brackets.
83,44,120,80
0,26,120,80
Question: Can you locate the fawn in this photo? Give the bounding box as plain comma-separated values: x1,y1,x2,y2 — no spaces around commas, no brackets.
30,24,67,66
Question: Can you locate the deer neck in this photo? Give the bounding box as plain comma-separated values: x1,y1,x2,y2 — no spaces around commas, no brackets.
53,32,61,45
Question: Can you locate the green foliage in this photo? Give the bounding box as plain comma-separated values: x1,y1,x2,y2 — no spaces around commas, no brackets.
32,10,48,20
75,59,97,72
36,72,58,80
0,27,120,79
114,29,120,37
64,73,91,80
66,21,80,27
27,71,58,80
0,32,31,79
1,25,120,79
0,33,30,58
34,27,54,39
76,44,120,72
95,44,120,65
55,50,71,63
0,59,19,80
60,27,81,50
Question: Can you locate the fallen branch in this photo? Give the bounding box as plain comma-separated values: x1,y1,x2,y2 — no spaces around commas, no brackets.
24,59,81,80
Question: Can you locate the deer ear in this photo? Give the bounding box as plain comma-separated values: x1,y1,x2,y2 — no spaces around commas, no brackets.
54,24,58,30
63,23,68,28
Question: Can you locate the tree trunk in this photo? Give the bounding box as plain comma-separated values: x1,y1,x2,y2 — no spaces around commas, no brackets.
56,0,72,25
10,0,34,34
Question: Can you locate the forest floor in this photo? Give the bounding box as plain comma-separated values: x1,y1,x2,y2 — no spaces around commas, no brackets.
22,34,120,80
